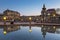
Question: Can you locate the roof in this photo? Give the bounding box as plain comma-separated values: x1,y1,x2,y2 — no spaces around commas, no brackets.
47,9,55,11
3,9,20,14
47,9,56,13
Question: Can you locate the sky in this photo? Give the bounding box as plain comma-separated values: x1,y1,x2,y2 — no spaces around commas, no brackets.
0,0,60,16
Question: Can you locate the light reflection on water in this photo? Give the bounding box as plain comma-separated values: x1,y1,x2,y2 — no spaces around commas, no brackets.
0,25,60,40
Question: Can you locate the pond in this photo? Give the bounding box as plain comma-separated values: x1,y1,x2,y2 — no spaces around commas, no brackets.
0,25,60,40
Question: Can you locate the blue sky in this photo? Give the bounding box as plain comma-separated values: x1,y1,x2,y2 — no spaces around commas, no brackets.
0,0,60,16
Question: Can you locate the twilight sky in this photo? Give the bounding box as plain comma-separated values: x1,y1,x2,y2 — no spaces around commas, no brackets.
0,0,60,16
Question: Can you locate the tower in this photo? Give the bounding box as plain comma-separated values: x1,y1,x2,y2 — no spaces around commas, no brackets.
41,4,47,22
41,4,46,16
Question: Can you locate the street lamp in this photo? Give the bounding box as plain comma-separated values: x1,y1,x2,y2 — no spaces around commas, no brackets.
29,28,32,32
29,17,32,21
48,13,50,16
53,26,56,29
29,17,32,24
3,30,7,35
3,16,7,25
29,25,32,32
3,16,6,20
53,14,56,17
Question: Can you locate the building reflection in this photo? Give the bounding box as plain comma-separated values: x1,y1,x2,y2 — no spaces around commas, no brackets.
0,25,60,37
3,25,20,35
41,25,57,39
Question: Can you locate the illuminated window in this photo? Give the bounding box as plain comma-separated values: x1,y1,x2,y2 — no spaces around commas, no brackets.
53,14,56,17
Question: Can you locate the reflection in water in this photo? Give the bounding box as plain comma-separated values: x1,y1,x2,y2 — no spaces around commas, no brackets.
29,25,32,32
41,25,59,40
3,25,20,35
0,25,60,40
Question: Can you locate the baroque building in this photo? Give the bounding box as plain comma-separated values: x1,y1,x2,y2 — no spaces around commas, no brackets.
41,4,47,22
41,4,60,23
3,9,20,21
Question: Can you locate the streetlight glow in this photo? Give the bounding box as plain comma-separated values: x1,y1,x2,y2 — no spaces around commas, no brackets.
3,16,6,20
29,17,32,20
53,14,56,17
53,26,56,29
48,13,50,16
29,29,32,32
3,31,7,35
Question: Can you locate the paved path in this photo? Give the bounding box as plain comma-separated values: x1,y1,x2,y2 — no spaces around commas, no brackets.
0,22,60,26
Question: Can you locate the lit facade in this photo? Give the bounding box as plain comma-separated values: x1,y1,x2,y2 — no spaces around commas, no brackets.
41,4,60,23
3,9,20,21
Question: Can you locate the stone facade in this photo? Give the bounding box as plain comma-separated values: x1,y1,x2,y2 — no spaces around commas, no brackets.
41,4,60,23
0,5,60,23
3,9,20,21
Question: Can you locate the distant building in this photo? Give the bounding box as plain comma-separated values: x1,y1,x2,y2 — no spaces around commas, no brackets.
41,4,47,22
41,4,60,23
3,9,20,21
47,9,56,16
3,26,20,34
41,4,47,16
0,4,60,23
0,14,4,21
20,15,41,22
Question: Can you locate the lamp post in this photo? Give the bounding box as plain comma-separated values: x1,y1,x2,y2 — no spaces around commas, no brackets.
53,14,56,17
3,30,7,35
3,16,7,25
53,14,56,23
29,17,32,25
29,25,32,32
3,26,7,35
48,13,50,23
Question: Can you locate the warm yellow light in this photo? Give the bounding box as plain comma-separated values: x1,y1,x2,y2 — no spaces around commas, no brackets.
53,26,56,29
53,14,56,17
48,13,50,16
3,31,7,35
29,29,32,32
3,16,6,20
29,17,32,20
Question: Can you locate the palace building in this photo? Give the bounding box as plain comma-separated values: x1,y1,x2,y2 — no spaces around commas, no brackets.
0,4,60,23
41,4,60,23
3,9,20,21
0,9,20,21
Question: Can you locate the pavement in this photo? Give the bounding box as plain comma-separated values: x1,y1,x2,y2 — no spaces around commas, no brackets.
0,22,60,26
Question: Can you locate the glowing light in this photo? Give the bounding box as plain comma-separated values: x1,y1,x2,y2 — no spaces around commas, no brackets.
53,14,56,17
3,16,6,20
48,13,50,16
3,31,7,35
53,26,56,29
29,17,32,20
29,29,32,32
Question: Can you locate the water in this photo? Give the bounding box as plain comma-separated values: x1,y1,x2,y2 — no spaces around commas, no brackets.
0,25,60,40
